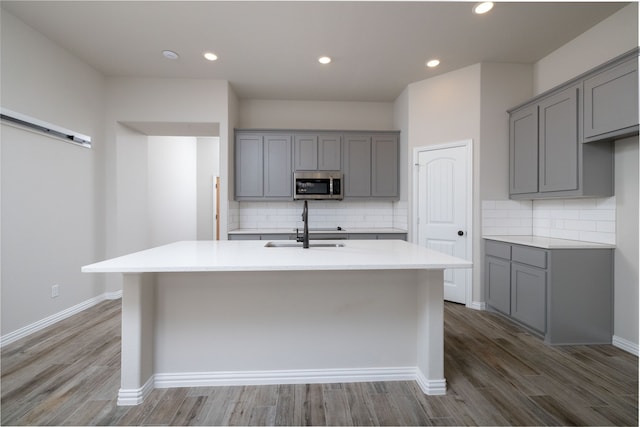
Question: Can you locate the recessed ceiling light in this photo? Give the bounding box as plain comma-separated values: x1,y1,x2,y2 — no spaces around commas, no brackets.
204,52,218,61
162,50,179,60
426,59,440,68
473,2,494,15
318,56,332,65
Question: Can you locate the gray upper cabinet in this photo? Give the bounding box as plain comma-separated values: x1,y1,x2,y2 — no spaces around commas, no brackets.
343,135,372,197
294,134,318,170
235,131,292,200
293,133,342,171
235,133,264,198
263,134,293,198
508,49,638,199
237,129,398,201
318,134,342,170
538,86,579,193
509,105,539,195
583,55,639,142
344,133,399,199
372,134,399,197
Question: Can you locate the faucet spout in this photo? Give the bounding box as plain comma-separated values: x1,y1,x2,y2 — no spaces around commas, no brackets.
298,200,309,248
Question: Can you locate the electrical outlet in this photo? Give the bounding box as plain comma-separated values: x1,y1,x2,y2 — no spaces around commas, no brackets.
51,284,60,298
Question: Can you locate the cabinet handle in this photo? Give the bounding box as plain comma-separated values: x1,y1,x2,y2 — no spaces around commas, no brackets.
458,230,465,236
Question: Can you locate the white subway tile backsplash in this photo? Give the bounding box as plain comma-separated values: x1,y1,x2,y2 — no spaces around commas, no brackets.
563,219,597,232
233,200,409,231
482,196,616,244
596,221,616,233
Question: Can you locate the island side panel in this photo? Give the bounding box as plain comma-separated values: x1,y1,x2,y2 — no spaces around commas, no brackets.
118,273,156,406
152,270,419,379
416,269,446,395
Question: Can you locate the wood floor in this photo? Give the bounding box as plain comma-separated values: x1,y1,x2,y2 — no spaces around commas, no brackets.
1,299,637,426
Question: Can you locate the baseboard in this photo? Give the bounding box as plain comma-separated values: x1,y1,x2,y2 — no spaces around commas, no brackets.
415,369,447,395
117,377,155,406
466,300,486,311
0,291,122,348
612,335,639,356
105,289,123,300
154,366,417,389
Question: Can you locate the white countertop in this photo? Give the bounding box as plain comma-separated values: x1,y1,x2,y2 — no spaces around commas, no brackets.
483,235,615,249
228,228,407,234
82,240,471,273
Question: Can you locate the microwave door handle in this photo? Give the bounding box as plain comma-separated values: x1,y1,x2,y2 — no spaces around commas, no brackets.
329,178,333,195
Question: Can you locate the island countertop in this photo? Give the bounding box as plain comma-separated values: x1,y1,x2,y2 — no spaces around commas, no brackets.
82,239,472,273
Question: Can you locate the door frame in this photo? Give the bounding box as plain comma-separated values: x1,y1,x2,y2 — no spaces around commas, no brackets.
412,140,473,306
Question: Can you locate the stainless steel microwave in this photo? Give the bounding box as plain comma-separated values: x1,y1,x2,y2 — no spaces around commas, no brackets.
293,171,343,200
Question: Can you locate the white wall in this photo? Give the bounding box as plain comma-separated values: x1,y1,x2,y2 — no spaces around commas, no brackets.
479,63,533,200
614,136,639,349
534,3,639,94
104,78,233,292
406,64,482,302
238,100,395,130
1,10,106,335
115,124,149,255
532,2,639,349
197,137,219,240
148,137,198,246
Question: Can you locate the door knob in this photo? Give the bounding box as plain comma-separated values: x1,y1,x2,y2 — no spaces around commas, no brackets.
457,230,464,236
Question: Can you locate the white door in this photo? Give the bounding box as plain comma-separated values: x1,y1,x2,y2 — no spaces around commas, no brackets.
415,142,471,304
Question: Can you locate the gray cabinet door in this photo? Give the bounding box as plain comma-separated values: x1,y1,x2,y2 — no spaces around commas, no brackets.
509,105,538,195
485,256,511,315
235,133,264,198
538,86,579,193
263,134,292,198
318,134,342,171
511,263,546,333
294,133,341,171
344,135,372,197
294,134,317,170
583,57,639,142
371,134,399,197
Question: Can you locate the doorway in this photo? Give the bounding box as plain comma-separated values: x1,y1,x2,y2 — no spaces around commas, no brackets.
413,140,472,304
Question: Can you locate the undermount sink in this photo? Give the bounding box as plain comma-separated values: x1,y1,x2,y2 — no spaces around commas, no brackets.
264,242,345,248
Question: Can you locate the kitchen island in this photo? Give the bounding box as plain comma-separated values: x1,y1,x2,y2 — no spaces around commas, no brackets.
82,240,471,406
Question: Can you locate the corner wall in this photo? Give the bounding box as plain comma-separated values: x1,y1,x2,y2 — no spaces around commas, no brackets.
406,64,482,302
532,2,639,350
1,10,106,335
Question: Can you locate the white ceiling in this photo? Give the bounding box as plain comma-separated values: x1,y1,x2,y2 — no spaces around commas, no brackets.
1,1,629,102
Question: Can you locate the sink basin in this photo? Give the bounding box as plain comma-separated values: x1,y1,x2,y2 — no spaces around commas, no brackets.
264,242,345,248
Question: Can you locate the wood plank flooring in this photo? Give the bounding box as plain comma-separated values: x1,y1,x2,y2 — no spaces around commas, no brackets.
2,299,637,426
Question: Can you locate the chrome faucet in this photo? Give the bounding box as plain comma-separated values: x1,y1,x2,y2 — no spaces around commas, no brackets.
297,200,310,248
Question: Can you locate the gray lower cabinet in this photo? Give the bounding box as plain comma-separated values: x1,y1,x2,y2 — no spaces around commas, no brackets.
229,232,407,241
485,253,511,315
343,133,399,199
484,239,613,345
583,55,639,142
510,262,546,334
235,132,292,201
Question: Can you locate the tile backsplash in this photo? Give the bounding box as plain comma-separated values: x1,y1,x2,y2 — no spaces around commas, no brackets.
482,197,616,245
230,200,408,230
